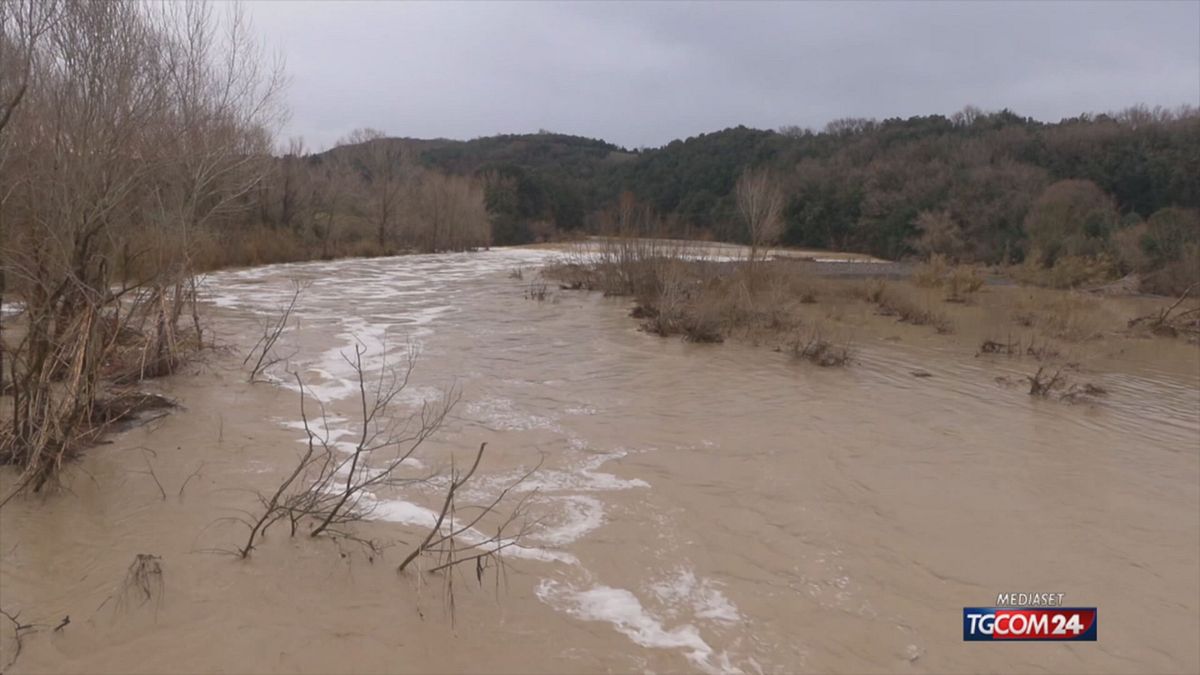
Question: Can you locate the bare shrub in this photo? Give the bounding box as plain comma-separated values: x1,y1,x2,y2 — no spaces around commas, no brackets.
1011,254,1118,289
680,309,724,344
1060,382,1108,403
1127,285,1199,338
1012,291,1108,342
789,328,851,367
244,282,304,383
912,210,966,260
911,254,952,287
1027,366,1066,397
912,254,985,301
978,337,1021,356
236,344,534,579
524,281,549,302
943,266,986,302
116,554,165,613
977,335,1061,361
862,278,889,304
1026,366,1107,403
871,286,954,334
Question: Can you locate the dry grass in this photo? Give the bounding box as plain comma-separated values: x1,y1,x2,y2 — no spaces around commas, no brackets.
864,282,955,334
912,254,985,302
543,237,1190,388
1006,290,1112,342
1009,254,1118,290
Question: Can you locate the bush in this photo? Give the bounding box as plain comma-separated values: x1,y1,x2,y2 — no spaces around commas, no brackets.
912,254,985,301
1142,243,1200,296
1023,180,1119,265
1012,253,1118,289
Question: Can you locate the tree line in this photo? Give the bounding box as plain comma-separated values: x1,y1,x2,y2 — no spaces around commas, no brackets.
370,105,1197,293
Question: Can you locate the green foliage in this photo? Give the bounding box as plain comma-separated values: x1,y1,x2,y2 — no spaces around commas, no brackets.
313,107,1200,259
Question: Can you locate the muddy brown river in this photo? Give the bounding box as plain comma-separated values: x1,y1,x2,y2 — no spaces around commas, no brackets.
2,249,1198,674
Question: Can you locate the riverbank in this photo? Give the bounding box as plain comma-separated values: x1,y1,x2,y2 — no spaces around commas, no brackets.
537,245,1199,385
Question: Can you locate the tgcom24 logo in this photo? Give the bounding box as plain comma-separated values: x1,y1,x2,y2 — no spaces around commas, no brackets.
963,594,1097,642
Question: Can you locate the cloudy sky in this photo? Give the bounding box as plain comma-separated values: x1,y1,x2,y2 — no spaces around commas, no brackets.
245,1,1200,151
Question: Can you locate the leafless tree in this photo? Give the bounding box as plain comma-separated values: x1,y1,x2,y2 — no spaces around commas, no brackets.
339,128,410,251
0,0,283,499
0,0,59,134
735,167,786,272
412,170,492,251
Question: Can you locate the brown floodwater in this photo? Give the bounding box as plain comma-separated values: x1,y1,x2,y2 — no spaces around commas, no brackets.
2,249,1198,674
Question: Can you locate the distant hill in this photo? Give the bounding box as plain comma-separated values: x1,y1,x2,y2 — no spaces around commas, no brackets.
315,106,1200,260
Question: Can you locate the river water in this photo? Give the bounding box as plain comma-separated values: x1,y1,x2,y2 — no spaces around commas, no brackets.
2,249,1198,674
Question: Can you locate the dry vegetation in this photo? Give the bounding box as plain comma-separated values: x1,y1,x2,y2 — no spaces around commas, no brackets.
233,339,537,584
0,0,497,498
0,0,279,499
542,225,1198,397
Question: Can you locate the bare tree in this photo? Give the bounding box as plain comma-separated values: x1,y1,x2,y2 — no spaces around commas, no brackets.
0,0,284,498
412,170,492,252
339,128,409,251
0,0,61,398
306,157,356,258
0,0,58,134
735,167,787,271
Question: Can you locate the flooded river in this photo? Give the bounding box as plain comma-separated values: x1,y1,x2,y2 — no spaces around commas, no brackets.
2,249,1198,674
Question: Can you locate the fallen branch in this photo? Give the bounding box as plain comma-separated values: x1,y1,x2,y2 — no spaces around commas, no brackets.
1128,285,1199,337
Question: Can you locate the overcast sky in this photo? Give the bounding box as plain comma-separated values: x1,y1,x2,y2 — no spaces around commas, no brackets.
245,1,1200,151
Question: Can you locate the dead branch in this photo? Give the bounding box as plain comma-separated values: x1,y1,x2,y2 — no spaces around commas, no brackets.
234,342,537,588
244,282,305,382
178,461,205,499
1128,285,1199,337
115,554,164,613
1027,365,1065,397
0,607,36,672
141,454,167,501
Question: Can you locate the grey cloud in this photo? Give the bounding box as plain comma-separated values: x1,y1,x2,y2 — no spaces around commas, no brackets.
246,0,1200,150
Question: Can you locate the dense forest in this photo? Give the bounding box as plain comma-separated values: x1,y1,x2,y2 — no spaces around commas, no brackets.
236,105,1200,291
305,105,1197,292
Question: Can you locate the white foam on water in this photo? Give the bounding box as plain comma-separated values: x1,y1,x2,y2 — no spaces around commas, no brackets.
521,449,650,493
535,580,743,675
363,493,578,566
529,495,606,546
465,396,562,432
208,249,759,668
649,567,742,625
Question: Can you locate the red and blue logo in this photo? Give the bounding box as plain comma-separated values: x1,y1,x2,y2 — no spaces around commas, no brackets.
963,608,1097,641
